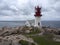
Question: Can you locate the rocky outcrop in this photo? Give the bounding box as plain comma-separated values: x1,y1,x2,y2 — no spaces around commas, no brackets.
0,35,37,45
0,26,39,45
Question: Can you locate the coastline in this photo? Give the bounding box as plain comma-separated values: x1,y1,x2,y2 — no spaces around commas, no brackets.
0,26,60,45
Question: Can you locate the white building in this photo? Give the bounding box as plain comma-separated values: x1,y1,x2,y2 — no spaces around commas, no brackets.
25,20,35,27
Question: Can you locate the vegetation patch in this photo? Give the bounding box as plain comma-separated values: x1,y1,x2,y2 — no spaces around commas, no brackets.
31,43,35,45
19,40,36,45
19,40,29,45
29,36,60,45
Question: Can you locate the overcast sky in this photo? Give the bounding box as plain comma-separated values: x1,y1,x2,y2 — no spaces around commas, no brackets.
0,0,60,21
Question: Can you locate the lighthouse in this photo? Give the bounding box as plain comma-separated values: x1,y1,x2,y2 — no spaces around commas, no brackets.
34,6,42,28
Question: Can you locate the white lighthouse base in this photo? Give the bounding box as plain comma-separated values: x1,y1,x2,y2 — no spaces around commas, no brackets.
34,17,42,28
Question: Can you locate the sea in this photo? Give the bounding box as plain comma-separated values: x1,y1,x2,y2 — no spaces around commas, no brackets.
0,21,60,28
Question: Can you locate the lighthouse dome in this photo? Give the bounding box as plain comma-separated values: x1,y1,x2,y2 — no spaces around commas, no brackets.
34,6,42,17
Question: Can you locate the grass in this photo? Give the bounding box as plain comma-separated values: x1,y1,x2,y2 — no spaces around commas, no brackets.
29,36,60,45
19,26,60,45
19,40,35,45
19,40,29,45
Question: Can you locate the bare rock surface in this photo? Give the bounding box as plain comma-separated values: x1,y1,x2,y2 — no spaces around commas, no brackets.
0,34,36,45
0,26,38,45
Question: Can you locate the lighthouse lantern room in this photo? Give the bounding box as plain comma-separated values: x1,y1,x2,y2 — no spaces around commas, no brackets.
34,6,42,27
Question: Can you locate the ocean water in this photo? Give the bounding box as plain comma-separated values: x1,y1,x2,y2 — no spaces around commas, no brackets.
0,21,25,27
0,21,60,28
42,21,60,28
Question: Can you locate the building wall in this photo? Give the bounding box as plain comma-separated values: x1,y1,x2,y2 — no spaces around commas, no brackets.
35,17,42,27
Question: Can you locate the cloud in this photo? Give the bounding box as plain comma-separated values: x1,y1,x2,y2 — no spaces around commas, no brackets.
0,0,60,21
41,0,60,20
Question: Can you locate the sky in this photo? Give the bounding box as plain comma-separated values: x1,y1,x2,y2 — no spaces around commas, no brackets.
0,0,60,21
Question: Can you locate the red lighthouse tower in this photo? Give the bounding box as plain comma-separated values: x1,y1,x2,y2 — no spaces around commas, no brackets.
34,6,42,27
34,6,42,17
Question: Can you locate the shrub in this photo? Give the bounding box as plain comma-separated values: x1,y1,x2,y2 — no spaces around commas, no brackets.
19,40,29,45
31,43,35,45
44,33,54,40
